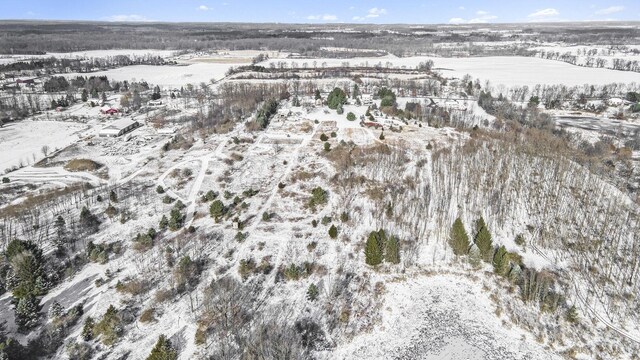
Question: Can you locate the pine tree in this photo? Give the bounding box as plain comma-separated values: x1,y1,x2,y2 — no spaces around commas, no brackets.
146,334,178,360
81,89,88,102
385,235,400,264
565,305,579,323
159,215,168,230
328,225,338,239
82,316,95,341
474,217,493,262
493,245,509,276
365,231,383,266
15,295,40,330
209,200,225,220
48,301,63,320
168,209,183,231
307,283,319,301
449,218,470,255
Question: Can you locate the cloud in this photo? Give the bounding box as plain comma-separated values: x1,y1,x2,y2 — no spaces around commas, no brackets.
366,7,387,18
528,8,559,18
458,6,465,10
595,6,624,15
105,14,153,22
198,5,210,11
352,16,364,21
307,14,338,21
449,11,497,24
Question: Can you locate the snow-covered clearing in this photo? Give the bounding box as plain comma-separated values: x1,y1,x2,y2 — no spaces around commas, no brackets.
330,272,561,360
259,55,640,88
0,49,177,65
0,120,91,173
64,62,245,88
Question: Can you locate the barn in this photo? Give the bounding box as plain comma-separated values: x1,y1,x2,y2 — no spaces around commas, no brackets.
99,118,140,137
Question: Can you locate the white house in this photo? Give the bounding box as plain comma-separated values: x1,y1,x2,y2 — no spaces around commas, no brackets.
99,118,140,137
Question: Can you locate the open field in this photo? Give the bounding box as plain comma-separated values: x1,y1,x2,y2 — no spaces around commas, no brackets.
0,120,91,173
63,62,242,88
259,55,640,87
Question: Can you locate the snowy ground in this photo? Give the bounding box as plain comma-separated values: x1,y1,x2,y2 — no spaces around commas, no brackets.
0,120,92,173
329,272,561,360
63,62,241,88
258,55,640,88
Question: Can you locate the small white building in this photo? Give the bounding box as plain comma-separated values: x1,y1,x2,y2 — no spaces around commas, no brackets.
99,118,140,137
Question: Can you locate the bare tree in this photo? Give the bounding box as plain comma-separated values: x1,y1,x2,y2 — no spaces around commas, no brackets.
41,145,50,158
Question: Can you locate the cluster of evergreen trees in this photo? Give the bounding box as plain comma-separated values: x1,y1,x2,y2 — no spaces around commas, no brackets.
364,229,400,266
448,217,569,316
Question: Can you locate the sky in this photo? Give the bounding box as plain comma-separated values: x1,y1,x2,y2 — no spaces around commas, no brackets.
1,0,639,24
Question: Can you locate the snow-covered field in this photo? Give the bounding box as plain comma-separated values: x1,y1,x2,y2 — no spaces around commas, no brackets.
331,273,561,360
0,120,91,173
64,62,241,88
0,50,177,65
259,55,640,88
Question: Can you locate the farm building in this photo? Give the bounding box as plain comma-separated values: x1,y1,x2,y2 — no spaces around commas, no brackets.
100,106,119,115
99,118,140,137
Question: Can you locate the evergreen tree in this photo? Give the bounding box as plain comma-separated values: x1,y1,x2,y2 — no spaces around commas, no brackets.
379,132,385,140
352,84,360,98
314,89,321,100
209,200,225,220
146,334,178,360
449,218,470,255
15,295,40,330
364,231,383,266
492,245,509,276
81,89,88,102
565,305,579,323
48,301,63,320
159,215,168,230
328,225,338,239
54,215,66,245
101,92,107,103
94,305,122,346
327,88,347,110
474,217,493,262
168,209,183,231
307,283,319,301
79,206,100,233
385,235,400,264
82,316,95,341
109,190,118,203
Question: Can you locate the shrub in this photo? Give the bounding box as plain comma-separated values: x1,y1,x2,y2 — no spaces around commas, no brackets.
139,308,155,323
324,142,331,152
328,225,338,239
346,112,356,121
330,131,337,138
156,185,165,194
162,195,175,204
204,190,217,202
320,133,328,141
311,219,318,227
340,212,349,222
64,159,102,172
2,177,9,183
308,187,328,210
321,216,332,225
